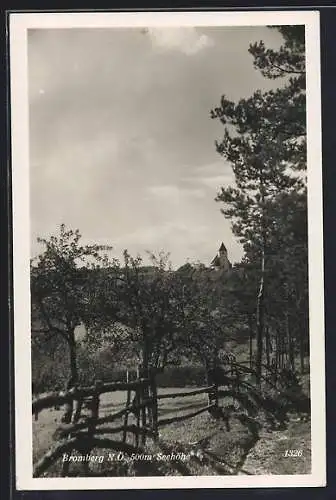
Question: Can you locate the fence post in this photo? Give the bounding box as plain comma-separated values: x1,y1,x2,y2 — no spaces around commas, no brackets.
89,380,101,433
72,394,84,424
62,393,74,424
123,387,131,443
81,379,101,476
207,369,218,412
146,377,153,429
134,385,141,448
213,379,218,410
137,365,150,447
132,367,141,448
60,385,78,477
140,379,147,447
150,370,159,441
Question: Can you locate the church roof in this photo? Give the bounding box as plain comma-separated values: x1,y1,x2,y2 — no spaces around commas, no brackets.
210,255,221,267
219,242,227,252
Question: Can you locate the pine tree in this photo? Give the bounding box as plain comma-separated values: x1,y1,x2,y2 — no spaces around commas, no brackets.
211,26,307,384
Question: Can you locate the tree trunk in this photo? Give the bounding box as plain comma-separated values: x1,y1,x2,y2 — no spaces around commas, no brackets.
286,310,295,371
299,325,305,374
62,331,78,424
256,245,265,386
275,329,280,375
299,309,308,375
255,167,267,387
68,332,78,387
265,324,270,368
280,333,285,370
248,315,253,369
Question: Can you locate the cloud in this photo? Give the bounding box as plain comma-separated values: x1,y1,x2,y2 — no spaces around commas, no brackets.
181,162,234,191
147,184,205,201
198,174,234,190
147,28,214,55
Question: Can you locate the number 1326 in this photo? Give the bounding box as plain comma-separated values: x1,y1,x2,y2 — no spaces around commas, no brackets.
284,449,303,457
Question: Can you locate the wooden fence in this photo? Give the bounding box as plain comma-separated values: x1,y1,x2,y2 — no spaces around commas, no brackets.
32,372,218,477
32,362,297,477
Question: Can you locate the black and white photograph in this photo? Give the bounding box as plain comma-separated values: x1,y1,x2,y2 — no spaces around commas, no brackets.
10,11,325,489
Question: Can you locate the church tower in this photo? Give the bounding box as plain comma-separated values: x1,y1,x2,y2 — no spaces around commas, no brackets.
210,242,232,272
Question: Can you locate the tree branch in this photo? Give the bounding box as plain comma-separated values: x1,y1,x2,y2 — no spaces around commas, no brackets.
267,63,305,76
37,298,69,341
31,328,60,343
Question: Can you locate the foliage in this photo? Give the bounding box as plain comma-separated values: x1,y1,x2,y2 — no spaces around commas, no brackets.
174,265,239,369
210,26,308,381
31,224,115,386
249,26,305,79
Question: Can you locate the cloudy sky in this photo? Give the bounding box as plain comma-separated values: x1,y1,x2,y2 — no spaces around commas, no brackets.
28,25,285,268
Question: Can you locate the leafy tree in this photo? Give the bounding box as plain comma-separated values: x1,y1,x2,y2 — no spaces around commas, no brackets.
31,224,113,388
175,265,237,376
99,250,185,375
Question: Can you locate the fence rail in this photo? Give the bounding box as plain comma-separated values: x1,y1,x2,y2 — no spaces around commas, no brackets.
32,379,150,415
157,385,214,400
32,362,280,477
157,403,216,427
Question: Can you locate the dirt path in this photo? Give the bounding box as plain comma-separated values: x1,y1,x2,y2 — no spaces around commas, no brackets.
239,418,311,475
